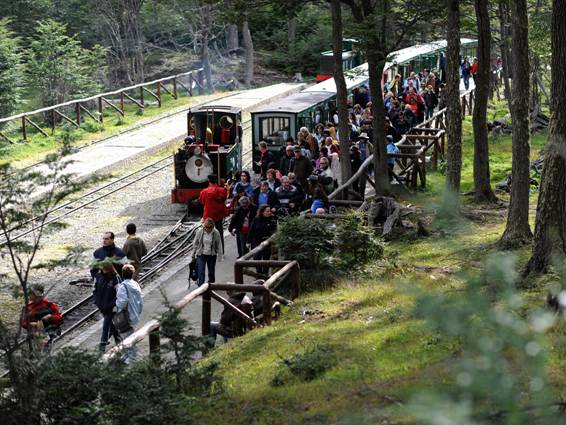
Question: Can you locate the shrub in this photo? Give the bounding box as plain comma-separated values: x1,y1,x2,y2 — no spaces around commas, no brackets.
333,211,384,268
273,216,334,270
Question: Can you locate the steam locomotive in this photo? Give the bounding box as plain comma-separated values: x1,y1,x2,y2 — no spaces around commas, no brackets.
171,104,243,205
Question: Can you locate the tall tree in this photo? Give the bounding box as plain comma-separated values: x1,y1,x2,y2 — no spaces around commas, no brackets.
445,0,463,194
0,19,25,120
500,0,532,247
498,0,512,109
201,2,214,92
526,0,566,273
242,19,254,87
472,0,497,202
331,0,352,185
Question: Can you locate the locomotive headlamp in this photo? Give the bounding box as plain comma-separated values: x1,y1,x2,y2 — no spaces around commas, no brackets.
193,146,202,156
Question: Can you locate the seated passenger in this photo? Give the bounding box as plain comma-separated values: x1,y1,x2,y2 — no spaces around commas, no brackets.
310,186,329,214
314,157,335,195
287,173,305,206
210,292,253,344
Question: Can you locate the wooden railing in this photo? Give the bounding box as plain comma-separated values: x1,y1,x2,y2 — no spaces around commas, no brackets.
329,88,475,198
103,235,300,361
0,68,207,144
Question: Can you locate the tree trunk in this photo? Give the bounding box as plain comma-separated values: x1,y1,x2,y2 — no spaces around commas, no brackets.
368,51,390,195
526,0,566,274
445,0,463,194
472,0,497,202
498,0,512,109
226,24,239,52
500,0,533,247
288,17,297,44
201,4,214,93
242,20,254,87
331,0,352,186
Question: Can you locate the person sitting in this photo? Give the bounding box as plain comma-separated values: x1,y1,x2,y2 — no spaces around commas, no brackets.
210,292,253,344
252,180,278,210
232,170,254,197
265,168,281,191
275,176,300,213
310,186,329,214
20,284,63,353
287,172,305,207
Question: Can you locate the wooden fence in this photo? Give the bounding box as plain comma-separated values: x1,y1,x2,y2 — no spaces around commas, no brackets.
0,68,208,144
103,236,300,361
330,89,475,197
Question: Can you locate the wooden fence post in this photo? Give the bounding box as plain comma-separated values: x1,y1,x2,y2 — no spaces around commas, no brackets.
202,289,211,335
120,92,125,114
234,263,244,284
98,97,103,123
140,87,144,108
149,327,161,356
291,265,300,300
262,290,272,326
156,82,162,107
172,78,178,99
51,110,56,135
75,103,81,126
432,138,438,171
21,116,26,141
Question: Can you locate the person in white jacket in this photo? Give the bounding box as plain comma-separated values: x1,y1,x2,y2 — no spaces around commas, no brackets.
115,264,143,363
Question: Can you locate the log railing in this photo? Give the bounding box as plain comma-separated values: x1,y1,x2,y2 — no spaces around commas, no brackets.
103,236,300,361
329,88,475,198
0,68,207,144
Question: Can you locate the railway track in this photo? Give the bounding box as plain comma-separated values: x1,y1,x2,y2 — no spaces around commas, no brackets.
0,156,173,247
0,214,200,378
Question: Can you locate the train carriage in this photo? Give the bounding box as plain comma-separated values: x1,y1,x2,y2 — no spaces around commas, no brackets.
171,104,242,205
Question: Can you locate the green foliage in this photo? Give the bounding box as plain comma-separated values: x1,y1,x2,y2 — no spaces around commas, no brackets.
273,216,334,270
333,211,383,268
271,344,334,386
409,253,559,424
27,20,106,108
0,19,25,119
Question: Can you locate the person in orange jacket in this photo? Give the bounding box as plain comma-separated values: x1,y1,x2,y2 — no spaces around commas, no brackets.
21,284,63,353
199,174,228,252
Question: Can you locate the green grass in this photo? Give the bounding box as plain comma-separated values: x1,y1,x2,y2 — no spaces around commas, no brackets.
185,100,563,424
0,90,232,167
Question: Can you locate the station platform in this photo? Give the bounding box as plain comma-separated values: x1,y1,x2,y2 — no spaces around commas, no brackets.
64,230,249,355
33,83,304,198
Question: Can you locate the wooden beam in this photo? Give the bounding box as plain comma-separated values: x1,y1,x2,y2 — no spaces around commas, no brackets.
210,290,258,326
54,109,80,128
102,97,124,116
79,104,100,123
123,91,144,109
142,86,161,106
24,117,49,137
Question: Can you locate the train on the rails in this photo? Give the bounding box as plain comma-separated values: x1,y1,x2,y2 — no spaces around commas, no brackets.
171,103,243,205
316,38,363,82
172,38,477,206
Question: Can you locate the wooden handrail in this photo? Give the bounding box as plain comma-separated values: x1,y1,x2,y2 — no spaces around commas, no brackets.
0,68,204,123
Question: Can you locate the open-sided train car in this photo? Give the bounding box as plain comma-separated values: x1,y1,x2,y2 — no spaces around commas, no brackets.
171,104,242,205
250,63,369,166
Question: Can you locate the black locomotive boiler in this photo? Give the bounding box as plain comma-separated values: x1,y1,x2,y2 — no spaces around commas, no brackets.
171,105,243,205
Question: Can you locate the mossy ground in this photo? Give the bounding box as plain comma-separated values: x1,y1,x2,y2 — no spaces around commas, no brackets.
189,101,564,424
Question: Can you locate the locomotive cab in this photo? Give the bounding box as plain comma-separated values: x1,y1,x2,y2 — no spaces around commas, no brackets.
172,105,243,205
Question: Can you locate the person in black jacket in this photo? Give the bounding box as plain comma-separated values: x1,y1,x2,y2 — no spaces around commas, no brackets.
254,141,275,178
93,262,122,352
279,145,295,176
423,85,438,120
209,292,253,344
91,232,126,278
229,197,257,257
247,205,278,274
252,181,278,210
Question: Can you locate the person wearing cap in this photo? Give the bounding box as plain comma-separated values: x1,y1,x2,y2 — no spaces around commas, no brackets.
386,136,400,180
289,145,313,189
199,174,228,252
229,196,257,257
21,284,63,353
254,141,274,178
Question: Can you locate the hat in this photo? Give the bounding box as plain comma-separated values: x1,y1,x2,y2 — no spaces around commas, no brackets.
293,146,302,152
358,133,370,140
239,196,250,206
386,135,394,142
29,284,45,298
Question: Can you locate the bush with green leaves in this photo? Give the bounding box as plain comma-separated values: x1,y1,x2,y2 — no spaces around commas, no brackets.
271,344,334,387
333,211,383,268
409,254,561,424
273,215,334,270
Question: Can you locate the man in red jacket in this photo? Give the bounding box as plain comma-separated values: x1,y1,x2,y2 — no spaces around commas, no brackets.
199,174,228,252
21,284,64,353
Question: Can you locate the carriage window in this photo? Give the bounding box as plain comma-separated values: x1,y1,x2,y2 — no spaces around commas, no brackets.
259,117,290,145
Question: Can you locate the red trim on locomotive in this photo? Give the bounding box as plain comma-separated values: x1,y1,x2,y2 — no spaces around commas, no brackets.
315,74,333,82
171,187,202,204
